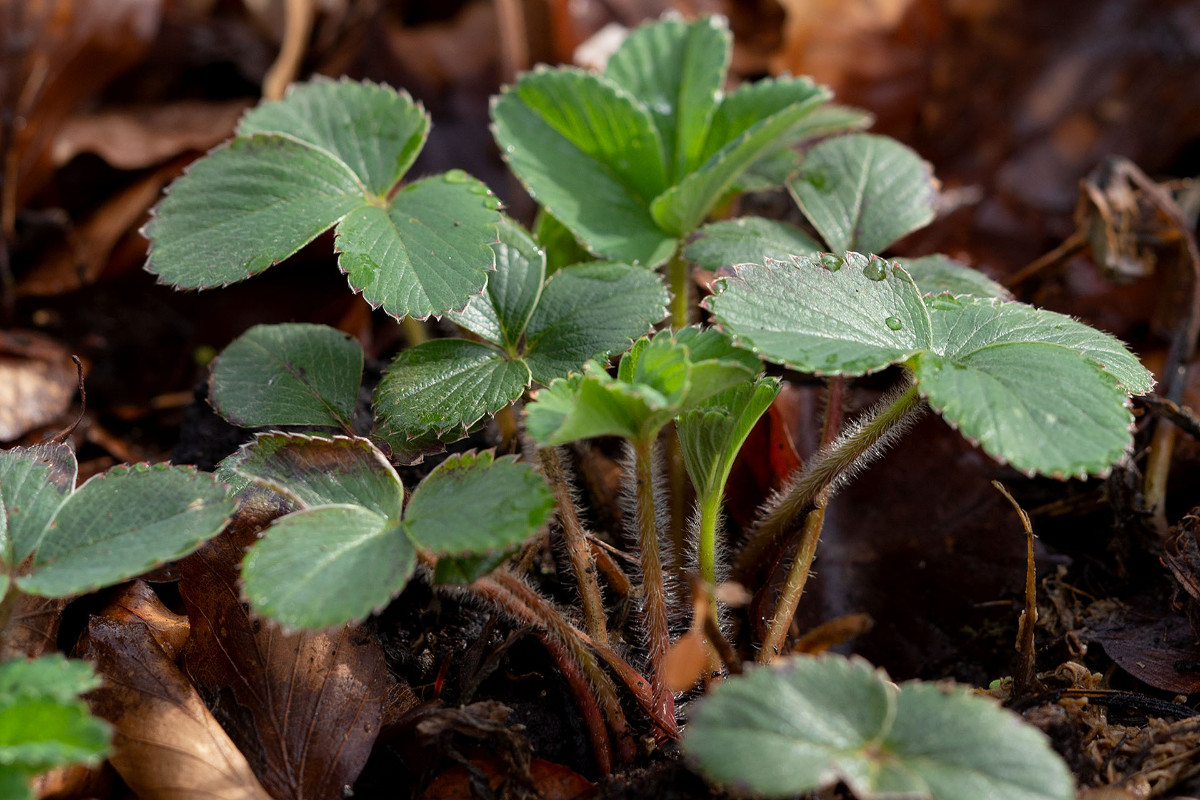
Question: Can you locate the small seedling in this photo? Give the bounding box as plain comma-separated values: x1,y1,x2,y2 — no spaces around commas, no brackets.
683,654,1074,800
220,433,554,629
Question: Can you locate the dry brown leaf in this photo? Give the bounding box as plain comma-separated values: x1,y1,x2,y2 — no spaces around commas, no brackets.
79,614,273,800
180,508,388,800
0,330,79,441
105,580,190,659
51,100,251,170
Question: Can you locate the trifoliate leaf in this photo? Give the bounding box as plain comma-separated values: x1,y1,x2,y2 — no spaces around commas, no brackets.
403,451,553,556
707,252,934,376
208,323,363,428
789,134,936,253
230,434,403,521
242,505,415,629
685,654,1074,800
20,465,232,598
686,217,821,270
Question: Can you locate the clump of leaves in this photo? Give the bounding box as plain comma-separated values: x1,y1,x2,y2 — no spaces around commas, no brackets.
683,654,1074,800
0,654,110,799
144,77,501,321
219,433,554,629
0,444,233,606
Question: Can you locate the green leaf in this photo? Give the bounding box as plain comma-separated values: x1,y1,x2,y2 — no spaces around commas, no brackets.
679,377,780,502
242,505,415,629
685,217,821,270
448,217,545,349
732,104,873,193
374,340,532,439
0,444,75,567
926,296,1152,394
523,261,668,384
532,208,592,274
652,77,830,236
403,451,554,556
209,323,363,428
789,133,937,253
434,550,517,584
684,654,1074,800
0,767,33,800
334,171,501,320
491,69,675,266
707,252,934,376
603,16,729,179
525,369,649,444
899,255,1012,299
230,433,404,521
238,77,429,197
0,655,101,703
144,134,364,288
19,465,233,598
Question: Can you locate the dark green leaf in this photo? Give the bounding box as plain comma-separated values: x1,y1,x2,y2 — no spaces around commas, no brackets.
0,444,75,567
208,323,363,428
532,208,592,274
789,133,936,253
447,217,544,349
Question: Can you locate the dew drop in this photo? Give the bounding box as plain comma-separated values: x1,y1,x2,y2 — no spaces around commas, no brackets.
885,316,903,331
863,255,888,281
819,253,843,271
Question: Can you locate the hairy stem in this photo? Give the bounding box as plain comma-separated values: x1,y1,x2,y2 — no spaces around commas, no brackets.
633,435,671,713
662,422,688,582
667,249,692,329
697,492,721,589
538,446,609,644
759,500,827,662
736,379,924,579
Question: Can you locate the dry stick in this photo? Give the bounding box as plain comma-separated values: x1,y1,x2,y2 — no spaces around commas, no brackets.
262,0,315,101
993,481,1038,697
487,572,638,763
632,435,672,721
1003,229,1087,289
538,446,609,644
735,380,924,582
493,0,529,84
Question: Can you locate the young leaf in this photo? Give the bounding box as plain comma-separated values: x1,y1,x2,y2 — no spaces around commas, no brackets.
603,15,729,180
491,67,675,266
0,444,76,567
532,209,591,273
678,377,781,502
651,77,830,236
898,255,1012,299
522,261,669,384
733,105,874,193
19,465,233,598
238,77,428,197
706,252,934,376
684,655,1074,800
209,323,363,428
335,171,501,320
447,217,546,350
241,505,416,630
402,451,554,557
230,433,404,521
685,217,821,270
789,134,937,253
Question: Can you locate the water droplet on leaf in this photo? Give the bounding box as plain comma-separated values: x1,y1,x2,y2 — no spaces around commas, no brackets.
819,253,843,271
863,256,888,281
885,316,903,330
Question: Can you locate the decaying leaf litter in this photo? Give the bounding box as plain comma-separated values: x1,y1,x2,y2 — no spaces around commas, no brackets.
4,1,1200,798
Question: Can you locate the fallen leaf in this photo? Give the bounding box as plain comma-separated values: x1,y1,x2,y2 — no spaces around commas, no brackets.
78,614,273,800
0,331,79,441
179,505,388,800
0,595,66,660
424,756,596,800
105,580,190,659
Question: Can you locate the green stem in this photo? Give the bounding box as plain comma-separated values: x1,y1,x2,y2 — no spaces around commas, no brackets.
667,249,691,329
697,492,720,588
735,379,924,580
401,315,428,346
633,435,670,712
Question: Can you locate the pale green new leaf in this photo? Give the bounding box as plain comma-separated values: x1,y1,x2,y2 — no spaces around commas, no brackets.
335,171,501,320
230,433,403,521
684,654,1074,800
238,77,429,197
652,77,830,235
707,252,933,376
144,134,364,288
603,16,729,179
374,340,532,439
0,655,101,703
403,451,554,556
525,369,654,445
686,217,821,270
242,505,415,629
523,261,668,384
447,217,545,349
927,296,1152,394
491,69,675,266
679,377,780,501
789,134,936,253
0,698,109,773
208,323,363,428
735,105,874,192
20,465,233,598
899,255,1012,299
0,444,75,566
